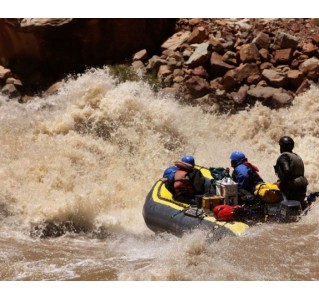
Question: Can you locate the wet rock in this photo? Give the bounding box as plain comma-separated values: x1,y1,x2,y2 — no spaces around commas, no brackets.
131,60,146,75
157,64,171,79
146,55,167,73
30,221,87,238
295,78,311,95
271,91,294,106
185,75,211,98
42,81,64,97
1,83,21,100
247,86,279,99
299,57,319,79
231,84,249,104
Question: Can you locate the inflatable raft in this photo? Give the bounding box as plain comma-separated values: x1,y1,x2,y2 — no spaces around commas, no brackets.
142,166,249,240
143,165,317,240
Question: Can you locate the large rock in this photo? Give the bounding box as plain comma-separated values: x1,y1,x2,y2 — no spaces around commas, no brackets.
262,69,287,88
161,31,191,51
247,86,293,106
221,63,260,90
239,43,260,63
0,18,176,92
210,51,234,76
298,57,319,81
185,42,210,68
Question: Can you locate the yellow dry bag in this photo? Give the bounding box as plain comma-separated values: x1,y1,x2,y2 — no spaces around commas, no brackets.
254,182,283,203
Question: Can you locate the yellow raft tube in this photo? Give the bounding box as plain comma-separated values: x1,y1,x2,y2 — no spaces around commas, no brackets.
143,166,249,240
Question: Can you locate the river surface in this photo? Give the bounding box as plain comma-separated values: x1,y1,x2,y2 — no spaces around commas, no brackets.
0,67,318,289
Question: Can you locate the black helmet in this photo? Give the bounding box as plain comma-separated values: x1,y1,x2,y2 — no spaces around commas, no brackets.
279,136,294,151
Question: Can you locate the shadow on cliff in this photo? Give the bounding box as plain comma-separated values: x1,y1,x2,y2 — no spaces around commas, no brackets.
0,18,176,95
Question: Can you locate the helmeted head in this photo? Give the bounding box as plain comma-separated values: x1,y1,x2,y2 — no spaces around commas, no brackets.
279,136,294,153
230,151,246,167
181,155,195,166
163,166,178,180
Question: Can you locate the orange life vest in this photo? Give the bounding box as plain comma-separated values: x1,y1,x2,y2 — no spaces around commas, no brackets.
173,169,194,196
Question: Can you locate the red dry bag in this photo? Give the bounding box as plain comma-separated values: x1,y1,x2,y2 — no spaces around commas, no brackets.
213,204,240,221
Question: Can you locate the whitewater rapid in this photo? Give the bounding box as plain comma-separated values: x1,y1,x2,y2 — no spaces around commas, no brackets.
0,67,318,283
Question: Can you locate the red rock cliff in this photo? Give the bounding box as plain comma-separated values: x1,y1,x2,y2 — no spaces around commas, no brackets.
0,18,176,92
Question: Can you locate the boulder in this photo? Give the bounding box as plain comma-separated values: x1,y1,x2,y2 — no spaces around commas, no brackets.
185,76,211,98
299,57,319,78
276,32,299,49
239,43,260,63
247,86,293,106
221,63,260,90
161,31,191,51
210,51,235,76
253,32,270,49
187,27,208,44
274,48,293,64
185,42,210,68
133,49,148,62
262,69,287,88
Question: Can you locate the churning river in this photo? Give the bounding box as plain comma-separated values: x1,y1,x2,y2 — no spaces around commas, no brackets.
0,67,318,289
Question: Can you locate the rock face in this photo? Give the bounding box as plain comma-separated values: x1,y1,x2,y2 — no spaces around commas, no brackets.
2,18,319,112
0,18,176,93
132,18,319,112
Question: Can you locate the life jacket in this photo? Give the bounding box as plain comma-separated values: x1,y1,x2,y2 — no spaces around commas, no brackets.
275,152,308,191
173,169,194,197
242,161,263,185
277,152,305,178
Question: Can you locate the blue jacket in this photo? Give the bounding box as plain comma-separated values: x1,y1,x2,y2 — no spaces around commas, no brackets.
232,162,263,193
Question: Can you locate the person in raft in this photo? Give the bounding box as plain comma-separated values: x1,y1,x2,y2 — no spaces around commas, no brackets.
230,151,264,204
161,166,178,182
165,155,205,205
274,136,308,204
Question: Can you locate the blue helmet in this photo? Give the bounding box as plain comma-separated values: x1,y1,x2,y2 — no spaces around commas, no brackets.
230,151,246,163
181,155,195,166
163,166,178,180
